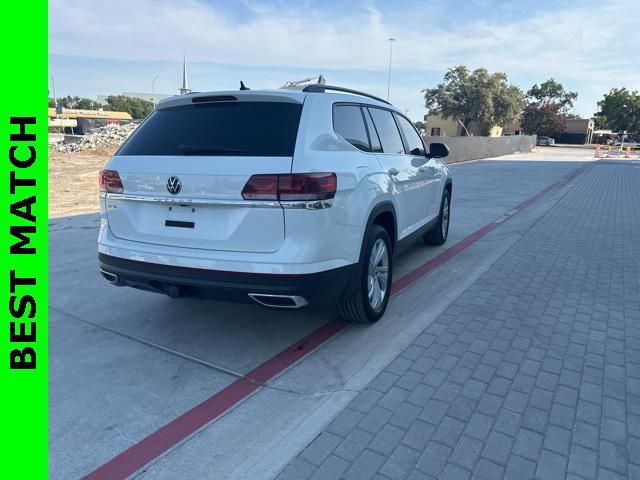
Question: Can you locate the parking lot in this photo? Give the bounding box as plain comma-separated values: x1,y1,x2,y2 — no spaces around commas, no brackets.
50,148,640,479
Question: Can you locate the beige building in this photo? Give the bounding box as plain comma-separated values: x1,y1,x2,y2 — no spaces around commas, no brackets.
564,118,594,144
503,118,594,144
425,114,503,137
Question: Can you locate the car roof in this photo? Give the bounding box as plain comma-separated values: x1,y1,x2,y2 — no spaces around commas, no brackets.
156,88,399,112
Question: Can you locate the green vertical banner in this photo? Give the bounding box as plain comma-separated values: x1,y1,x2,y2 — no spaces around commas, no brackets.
1,1,48,478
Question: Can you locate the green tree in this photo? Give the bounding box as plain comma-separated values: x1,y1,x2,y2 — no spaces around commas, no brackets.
527,79,577,114
521,103,565,137
521,79,578,138
423,66,525,136
596,88,640,138
105,95,155,119
49,95,103,110
592,114,608,130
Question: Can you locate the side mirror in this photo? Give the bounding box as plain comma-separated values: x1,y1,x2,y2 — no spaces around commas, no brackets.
428,142,449,159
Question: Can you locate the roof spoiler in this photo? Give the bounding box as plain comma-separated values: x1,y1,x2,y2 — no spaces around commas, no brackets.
302,84,391,105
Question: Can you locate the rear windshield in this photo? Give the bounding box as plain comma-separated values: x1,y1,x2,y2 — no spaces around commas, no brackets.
117,101,302,156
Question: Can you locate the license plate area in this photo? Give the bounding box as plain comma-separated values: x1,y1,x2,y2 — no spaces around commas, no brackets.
166,205,197,228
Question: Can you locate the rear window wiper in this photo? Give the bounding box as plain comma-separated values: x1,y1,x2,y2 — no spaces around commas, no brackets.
178,144,246,155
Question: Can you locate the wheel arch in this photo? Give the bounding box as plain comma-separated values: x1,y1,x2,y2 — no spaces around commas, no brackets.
444,177,453,195
364,201,397,256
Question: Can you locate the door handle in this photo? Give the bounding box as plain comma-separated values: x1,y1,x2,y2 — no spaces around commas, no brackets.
388,168,400,176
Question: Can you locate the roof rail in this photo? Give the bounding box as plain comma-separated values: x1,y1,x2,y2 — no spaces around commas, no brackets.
302,84,391,105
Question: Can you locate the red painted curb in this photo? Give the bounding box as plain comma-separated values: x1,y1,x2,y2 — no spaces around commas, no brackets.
83,165,585,480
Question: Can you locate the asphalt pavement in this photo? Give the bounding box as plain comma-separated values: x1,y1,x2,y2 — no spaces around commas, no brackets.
49,148,633,480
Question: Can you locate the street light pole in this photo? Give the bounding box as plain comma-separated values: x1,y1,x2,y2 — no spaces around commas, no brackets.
387,37,396,101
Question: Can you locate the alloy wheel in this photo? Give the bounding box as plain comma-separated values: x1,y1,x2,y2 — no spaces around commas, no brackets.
441,196,450,239
367,238,389,311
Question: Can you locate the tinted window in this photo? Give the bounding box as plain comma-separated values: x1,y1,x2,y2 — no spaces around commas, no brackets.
368,108,404,154
333,105,370,151
363,108,382,153
396,114,426,156
118,101,302,156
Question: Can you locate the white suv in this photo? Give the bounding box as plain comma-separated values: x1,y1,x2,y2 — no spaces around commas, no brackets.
98,85,452,323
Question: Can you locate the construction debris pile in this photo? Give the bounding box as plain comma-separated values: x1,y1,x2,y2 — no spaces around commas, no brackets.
55,122,138,152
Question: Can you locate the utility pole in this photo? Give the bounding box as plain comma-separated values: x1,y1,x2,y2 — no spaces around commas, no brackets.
387,37,396,101
51,73,57,110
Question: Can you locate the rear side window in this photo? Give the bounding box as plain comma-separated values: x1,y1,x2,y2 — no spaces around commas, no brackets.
368,108,404,154
333,105,370,151
363,108,382,153
395,114,426,156
118,101,302,156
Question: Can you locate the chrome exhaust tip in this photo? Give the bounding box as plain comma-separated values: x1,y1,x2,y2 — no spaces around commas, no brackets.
100,269,120,285
248,293,308,309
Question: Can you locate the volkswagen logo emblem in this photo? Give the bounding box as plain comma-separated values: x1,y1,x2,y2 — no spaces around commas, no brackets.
166,176,182,195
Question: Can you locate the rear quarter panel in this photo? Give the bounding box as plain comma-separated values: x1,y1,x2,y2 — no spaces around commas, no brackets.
292,95,399,230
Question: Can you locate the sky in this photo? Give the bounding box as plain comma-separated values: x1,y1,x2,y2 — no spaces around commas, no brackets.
49,0,639,122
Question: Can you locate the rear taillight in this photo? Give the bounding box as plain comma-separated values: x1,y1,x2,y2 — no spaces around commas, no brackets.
99,169,124,193
278,173,337,201
240,174,278,200
241,173,337,202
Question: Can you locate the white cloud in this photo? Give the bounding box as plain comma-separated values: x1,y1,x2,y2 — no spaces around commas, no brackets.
50,0,639,116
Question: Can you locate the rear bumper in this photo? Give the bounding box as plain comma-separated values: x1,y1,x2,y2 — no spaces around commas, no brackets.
98,215,362,275
98,253,358,307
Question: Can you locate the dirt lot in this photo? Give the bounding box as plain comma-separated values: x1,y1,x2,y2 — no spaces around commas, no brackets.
48,146,116,218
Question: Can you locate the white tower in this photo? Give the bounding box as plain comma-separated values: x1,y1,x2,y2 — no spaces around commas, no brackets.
179,54,191,95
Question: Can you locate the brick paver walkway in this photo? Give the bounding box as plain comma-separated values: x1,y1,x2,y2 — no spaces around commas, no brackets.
277,163,640,480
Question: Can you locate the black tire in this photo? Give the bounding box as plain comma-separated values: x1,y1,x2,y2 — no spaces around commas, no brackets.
423,188,451,246
336,225,393,324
